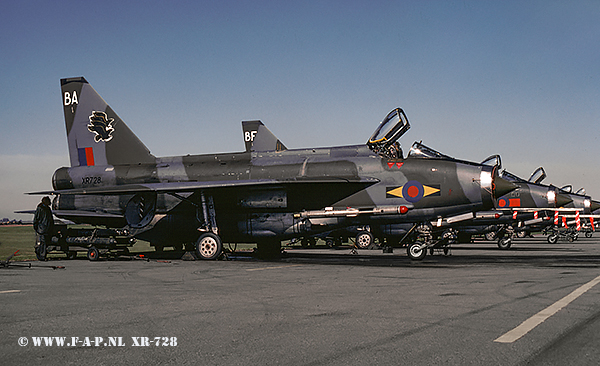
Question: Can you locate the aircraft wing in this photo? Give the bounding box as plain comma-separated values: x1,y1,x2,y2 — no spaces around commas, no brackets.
28,177,379,196
28,178,379,221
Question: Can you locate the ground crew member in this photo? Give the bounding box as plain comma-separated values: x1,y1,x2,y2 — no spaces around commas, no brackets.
33,196,54,261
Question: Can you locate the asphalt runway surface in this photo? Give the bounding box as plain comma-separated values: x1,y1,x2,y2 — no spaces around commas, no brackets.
2,236,600,365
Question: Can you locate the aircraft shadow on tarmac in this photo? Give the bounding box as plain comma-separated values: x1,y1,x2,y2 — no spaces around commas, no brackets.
277,251,600,268
18,239,600,269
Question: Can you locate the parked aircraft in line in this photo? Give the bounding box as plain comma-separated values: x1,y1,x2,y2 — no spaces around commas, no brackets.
28,77,518,261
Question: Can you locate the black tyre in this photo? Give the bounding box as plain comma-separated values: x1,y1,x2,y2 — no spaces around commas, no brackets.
325,238,334,248
497,237,512,250
195,233,223,260
35,245,46,261
547,234,558,244
67,251,77,260
355,232,374,249
485,231,496,241
87,247,99,261
585,231,593,238
407,243,426,261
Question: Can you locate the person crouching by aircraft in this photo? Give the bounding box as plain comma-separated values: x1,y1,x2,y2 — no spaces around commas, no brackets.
33,196,54,261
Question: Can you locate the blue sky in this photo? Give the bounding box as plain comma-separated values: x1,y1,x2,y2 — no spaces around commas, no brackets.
1,0,599,219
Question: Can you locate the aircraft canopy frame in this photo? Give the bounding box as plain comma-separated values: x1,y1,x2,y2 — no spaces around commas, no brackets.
367,108,411,157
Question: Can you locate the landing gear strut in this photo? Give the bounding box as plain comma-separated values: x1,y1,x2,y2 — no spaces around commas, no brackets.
496,225,514,250
193,191,223,260
404,225,455,261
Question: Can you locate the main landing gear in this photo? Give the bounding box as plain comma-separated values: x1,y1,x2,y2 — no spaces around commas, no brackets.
190,192,282,261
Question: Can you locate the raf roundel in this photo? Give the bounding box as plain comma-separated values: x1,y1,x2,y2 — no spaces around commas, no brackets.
402,180,425,203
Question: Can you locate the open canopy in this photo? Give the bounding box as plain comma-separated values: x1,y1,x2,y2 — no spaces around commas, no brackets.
528,167,546,184
367,108,410,158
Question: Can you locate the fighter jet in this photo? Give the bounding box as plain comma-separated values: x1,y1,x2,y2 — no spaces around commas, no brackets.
543,186,600,242
453,167,575,249
29,77,517,261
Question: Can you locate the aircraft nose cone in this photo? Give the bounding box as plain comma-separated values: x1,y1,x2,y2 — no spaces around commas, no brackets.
555,193,573,208
493,176,518,199
591,200,600,213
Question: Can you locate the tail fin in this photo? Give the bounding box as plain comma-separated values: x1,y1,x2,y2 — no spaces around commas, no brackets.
61,77,155,167
242,120,287,152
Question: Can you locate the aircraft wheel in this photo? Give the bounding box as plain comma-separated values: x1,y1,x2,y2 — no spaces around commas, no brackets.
35,245,47,261
497,237,512,250
567,235,575,243
517,231,527,238
355,232,374,249
547,234,558,244
407,243,426,261
485,232,496,241
67,251,77,260
585,231,593,238
443,247,450,256
195,233,223,260
87,247,99,261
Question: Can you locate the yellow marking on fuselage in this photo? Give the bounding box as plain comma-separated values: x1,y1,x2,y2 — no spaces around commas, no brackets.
387,187,404,198
423,185,440,197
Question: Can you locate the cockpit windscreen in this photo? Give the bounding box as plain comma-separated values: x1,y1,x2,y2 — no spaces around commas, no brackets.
406,141,453,159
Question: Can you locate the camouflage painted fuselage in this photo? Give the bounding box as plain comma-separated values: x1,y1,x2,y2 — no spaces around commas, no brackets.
45,77,515,247
52,144,502,245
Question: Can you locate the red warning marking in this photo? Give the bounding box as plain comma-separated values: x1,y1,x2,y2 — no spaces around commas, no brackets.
509,198,521,207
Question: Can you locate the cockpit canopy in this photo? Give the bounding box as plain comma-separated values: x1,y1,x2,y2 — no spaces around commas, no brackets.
367,108,410,158
501,170,527,183
528,167,546,184
481,154,502,170
560,185,573,193
407,141,453,159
